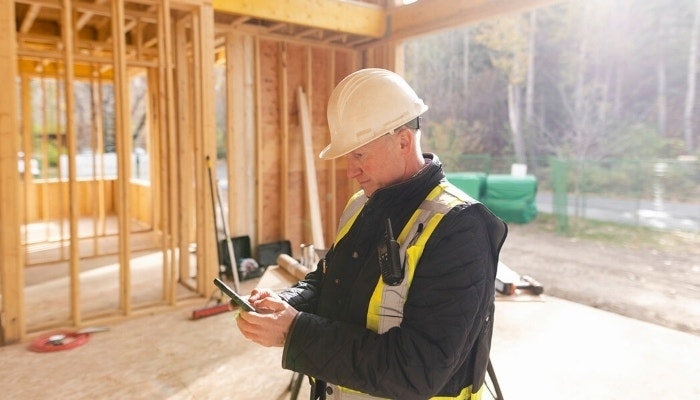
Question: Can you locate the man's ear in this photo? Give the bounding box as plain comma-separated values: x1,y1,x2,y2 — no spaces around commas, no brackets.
398,128,413,152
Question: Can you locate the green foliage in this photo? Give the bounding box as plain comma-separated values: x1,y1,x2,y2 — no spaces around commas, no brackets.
216,127,227,159
405,0,700,165
44,141,61,168
602,124,676,159
473,15,531,85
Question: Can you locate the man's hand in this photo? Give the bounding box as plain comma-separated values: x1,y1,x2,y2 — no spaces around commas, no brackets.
236,295,299,347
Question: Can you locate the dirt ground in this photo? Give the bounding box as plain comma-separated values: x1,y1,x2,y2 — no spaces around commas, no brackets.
497,220,700,336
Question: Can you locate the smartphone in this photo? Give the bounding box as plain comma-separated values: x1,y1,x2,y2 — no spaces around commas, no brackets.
213,278,256,312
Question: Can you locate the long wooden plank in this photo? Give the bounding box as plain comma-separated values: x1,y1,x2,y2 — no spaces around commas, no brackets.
297,86,325,250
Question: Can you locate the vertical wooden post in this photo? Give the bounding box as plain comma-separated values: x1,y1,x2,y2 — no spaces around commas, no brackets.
196,3,219,290
21,75,32,240
158,0,179,304
191,10,206,292
55,66,67,260
61,0,82,325
91,66,107,239
111,0,133,316
253,37,262,240
278,42,290,239
40,73,50,232
175,15,192,290
0,0,24,345
146,68,161,243
326,51,337,245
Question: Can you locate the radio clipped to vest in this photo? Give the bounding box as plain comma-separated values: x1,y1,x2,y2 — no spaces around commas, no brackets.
377,218,403,286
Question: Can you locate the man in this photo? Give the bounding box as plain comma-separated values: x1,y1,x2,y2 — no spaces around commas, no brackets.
236,68,508,400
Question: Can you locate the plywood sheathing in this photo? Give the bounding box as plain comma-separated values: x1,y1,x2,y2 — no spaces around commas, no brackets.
225,32,256,238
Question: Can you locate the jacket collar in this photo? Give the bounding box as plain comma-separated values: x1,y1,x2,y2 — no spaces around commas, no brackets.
366,153,444,208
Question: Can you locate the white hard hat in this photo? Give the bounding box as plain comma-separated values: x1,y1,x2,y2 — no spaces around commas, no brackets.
319,68,428,160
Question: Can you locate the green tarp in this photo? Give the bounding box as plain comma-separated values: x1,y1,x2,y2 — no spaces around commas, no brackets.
482,174,538,224
446,172,487,200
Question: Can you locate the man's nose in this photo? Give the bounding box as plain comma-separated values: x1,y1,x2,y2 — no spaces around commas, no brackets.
346,158,361,179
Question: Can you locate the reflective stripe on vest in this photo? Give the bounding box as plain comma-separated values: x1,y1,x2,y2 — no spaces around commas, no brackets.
329,182,482,400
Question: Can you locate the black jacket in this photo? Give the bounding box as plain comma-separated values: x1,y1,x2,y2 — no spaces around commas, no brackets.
280,154,507,399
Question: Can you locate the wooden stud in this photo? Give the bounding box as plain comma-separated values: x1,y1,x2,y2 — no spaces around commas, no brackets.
0,0,24,345
55,65,67,261
20,74,32,242
175,15,192,292
278,42,290,239
254,36,263,243
197,3,219,291
62,0,82,325
94,66,107,239
327,51,337,244
40,70,50,235
159,0,179,305
191,9,205,293
225,30,237,240
111,0,133,316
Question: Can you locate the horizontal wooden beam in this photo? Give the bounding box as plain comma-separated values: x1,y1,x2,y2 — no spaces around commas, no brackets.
388,0,564,41
17,58,114,79
213,0,386,38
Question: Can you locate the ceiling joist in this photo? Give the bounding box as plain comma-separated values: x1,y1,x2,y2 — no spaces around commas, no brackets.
212,0,387,39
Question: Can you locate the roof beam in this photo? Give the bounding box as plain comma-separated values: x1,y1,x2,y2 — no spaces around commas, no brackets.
212,0,386,38
388,0,563,41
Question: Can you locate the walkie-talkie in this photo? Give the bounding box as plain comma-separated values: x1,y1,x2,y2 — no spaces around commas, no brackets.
377,218,403,286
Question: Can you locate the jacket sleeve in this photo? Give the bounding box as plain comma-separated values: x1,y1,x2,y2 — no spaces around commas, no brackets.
277,247,332,313
282,205,503,399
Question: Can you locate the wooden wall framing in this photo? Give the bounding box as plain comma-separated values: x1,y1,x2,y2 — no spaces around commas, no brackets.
1,0,557,345
1,0,376,345
1,0,228,344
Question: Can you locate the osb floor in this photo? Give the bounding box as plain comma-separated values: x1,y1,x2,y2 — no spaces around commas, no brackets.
3,293,700,399
1,301,310,399
3,225,700,399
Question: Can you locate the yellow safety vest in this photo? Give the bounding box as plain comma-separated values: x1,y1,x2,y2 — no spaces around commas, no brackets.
325,182,484,400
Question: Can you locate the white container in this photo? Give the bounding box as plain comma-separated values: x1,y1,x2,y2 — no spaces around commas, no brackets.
511,163,528,177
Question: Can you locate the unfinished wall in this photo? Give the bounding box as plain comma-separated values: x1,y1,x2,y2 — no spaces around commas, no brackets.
2,0,395,344
219,34,363,257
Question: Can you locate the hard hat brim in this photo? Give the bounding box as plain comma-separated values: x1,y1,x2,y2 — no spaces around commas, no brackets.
318,106,427,160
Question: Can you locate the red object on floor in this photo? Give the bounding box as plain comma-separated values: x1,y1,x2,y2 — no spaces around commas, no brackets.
29,331,90,353
191,303,231,320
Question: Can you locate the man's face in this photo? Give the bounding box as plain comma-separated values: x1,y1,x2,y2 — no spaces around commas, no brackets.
344,132,404,197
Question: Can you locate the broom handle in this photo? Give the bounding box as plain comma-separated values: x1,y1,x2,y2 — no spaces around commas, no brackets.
207,156,224,280
207,156,241,293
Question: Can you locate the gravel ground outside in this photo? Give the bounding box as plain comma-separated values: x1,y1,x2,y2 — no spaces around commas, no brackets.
498,216,700,336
